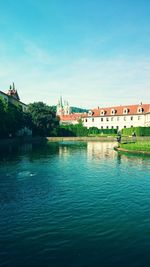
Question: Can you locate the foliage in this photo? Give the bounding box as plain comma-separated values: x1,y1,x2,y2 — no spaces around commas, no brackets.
122,127,150,136
0,98,32,138
28,102,59,136
88,127,117,135
58,123,117,137
50,105,88,114
88,127,99,135
71,107,88,113
0,98,7,137
58,121,88,137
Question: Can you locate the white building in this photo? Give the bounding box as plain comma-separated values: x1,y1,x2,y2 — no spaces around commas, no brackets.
0,84,32,136
82,104,150,130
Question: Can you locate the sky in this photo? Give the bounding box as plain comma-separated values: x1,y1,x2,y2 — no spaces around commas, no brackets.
0,0,150,108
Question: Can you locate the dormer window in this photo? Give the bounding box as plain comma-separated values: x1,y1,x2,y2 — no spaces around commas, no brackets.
137,107,144,113
111,109,116,115
100,109,105,116
88,110,93,116
123,108,129,114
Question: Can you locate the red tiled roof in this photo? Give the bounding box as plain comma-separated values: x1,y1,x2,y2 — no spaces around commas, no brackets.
91,104,150,117
60,113,86,121
59,104,150,121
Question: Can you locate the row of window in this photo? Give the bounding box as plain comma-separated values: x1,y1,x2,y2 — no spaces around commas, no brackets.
85,116,141,123
89,107,144,116
100,125,133,129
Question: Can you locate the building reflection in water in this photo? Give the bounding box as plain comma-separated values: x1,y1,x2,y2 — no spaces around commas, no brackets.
59,146,70,158
58,142,87,159
87,142,117,160
86,141,149,166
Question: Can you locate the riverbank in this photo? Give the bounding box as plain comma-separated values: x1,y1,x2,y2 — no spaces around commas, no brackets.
47,136,116,142
114,141,150,155
1,136,150,147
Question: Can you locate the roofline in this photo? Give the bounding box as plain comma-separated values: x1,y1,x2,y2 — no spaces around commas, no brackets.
0,90,9,97
0,90,27,106
92,104,150,110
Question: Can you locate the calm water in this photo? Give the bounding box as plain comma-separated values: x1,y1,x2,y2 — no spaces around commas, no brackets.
0,141,150,267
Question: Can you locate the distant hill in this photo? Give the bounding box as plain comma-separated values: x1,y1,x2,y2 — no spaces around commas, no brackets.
71,107,88,113
51,106,88,114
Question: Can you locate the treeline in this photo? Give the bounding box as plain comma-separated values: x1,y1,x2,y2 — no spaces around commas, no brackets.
50,106,88,113
28,102,59,136
71,107,88,113
0,100,59,138
0,98,32,138
0,98,118,138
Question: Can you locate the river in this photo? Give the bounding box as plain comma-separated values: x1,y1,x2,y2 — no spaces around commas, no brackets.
0,141,150,267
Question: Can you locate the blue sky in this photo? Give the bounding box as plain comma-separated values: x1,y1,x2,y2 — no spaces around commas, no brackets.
0,0,150,108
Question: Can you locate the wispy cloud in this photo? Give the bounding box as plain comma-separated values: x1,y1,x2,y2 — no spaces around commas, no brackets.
0,38,150,108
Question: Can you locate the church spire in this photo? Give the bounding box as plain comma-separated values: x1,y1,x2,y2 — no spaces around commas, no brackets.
13,82,15,90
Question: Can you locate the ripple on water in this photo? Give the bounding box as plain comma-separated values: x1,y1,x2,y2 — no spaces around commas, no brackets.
0,142,150,267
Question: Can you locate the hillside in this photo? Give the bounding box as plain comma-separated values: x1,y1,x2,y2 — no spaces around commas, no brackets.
51,106,88,113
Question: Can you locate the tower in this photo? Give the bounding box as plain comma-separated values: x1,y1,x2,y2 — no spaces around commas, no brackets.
56,96,64,116
64,100,71,115
56,97,71,116
7,83,20,100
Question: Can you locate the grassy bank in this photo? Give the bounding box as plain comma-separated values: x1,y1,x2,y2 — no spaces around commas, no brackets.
119,141,150,152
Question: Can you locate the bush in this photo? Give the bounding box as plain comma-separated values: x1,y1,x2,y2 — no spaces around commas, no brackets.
58,123,88,137
58,124,117,137
88,127,99,135
122,127,150,136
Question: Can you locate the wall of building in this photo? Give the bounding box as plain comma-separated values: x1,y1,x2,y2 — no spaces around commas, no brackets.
0,90,28,112
145,113,150,127
83,114,146,130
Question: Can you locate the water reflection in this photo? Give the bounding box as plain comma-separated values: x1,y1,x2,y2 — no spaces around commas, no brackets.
58,141,87,158
87,141,117,160
0,141,149,166
87,141,150,166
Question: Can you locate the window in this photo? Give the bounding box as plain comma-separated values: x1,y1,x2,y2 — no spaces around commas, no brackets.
106,118,109,121
101,126,103,129
137,107,144,113
100,110,105,116
123,108,129,114
131,125,133,128
117,117,119,121
116,126,119,129
92,118,94,122
106,126,109,129
111,126,114,129
111,109,116,115
111,117,114,121
138,116,141,120
131,116,133,121
124,126,126,128
124,116,126,121
88,110,93,116
85,119,87,122
101,118,103,122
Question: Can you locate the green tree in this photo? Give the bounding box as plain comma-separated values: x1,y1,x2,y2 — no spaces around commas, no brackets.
5,103,23,136
28,102,59,136
0,98,7,137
